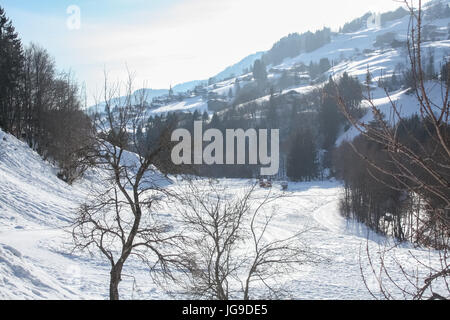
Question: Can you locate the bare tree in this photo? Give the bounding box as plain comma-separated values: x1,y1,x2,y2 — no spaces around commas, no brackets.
72,71,181,300
45,72,95,184
171,179,318,300
336,0,449,299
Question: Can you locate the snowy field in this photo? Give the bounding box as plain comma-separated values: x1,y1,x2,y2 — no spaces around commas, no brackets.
0,129,445,300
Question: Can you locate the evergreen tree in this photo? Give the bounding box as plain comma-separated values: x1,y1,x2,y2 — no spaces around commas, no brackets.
266,88,278,129
390,72,399,91
252,59,267,86
319,58,331,74
318,73,363,150
192,110,201,121
136,123,144,148
288,104,300,133
338,72,363,110
365,66,372,92
278,70,294,89
318,78,341,150
426,49,436,80
228,88,233,99
309,61,319,79
210,112,221,129
441,61,450,87
202,111,209,122
234,78,241,96
287,127,318,181
0,6,23,132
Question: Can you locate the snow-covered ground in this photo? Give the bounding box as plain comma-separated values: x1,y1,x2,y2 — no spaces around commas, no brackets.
336,80,448,145
2,3,449,300
0,129,445,300
279,15,450,82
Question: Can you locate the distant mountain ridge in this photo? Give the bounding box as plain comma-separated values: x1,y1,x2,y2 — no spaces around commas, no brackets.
169,51,264,92
89,0,450,112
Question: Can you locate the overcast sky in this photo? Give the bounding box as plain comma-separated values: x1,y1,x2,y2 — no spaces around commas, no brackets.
2,0,421,100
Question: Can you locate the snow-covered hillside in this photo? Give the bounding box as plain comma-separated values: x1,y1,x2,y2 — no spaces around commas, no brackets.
336,81,448,145
136,7,449,160
279,15,449,80
1,1,449,300
138,8,449,124
86,2,450,139
0,129,446,299
0,130,167,299
149,96,208,115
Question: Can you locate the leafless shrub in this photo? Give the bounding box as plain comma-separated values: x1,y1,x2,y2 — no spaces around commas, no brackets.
169,179,319,300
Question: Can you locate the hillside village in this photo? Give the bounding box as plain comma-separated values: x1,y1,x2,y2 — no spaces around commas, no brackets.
0,0,449,301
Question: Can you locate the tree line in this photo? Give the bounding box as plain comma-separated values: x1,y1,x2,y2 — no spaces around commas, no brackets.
0,7,92,183
263,28,332,66
335,1,449,299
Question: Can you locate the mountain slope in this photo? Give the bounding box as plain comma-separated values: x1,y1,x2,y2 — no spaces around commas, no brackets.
141,3,449,118
213,51,264,81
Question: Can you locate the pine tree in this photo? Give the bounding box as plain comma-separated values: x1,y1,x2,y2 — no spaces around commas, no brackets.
202,111,209,122
287,128,318,181
365,66,372,92
441,61,450,87
0,6,24,132
193,110,201,121
426,49,436,80
278,70,294,89
319,78,341,150
309,61,319,79
252,59,267,86
266,88,278,129
339,72,363,111
319,58,331,74
288,104,299,133
209,112,221,129
234,79,241,96
228,88,233,99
